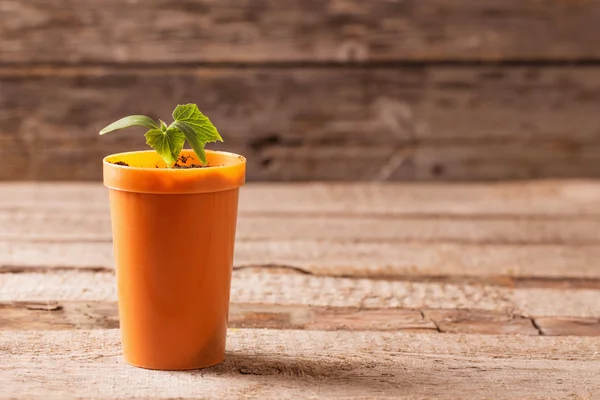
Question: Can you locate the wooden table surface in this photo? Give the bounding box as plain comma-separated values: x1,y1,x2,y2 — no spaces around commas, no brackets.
1,181,600,399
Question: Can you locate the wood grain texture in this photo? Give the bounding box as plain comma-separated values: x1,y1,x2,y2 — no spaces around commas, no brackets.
0,300,119,330
1,329,599,399
423,309,538,335
3,239,600,283
0,301,438,332
2,0,600,64
2,181,600,217
534,317,600,337
2,67,600,181
3,270,600,318
2,182,600,283
1,181,599,398
9,300,600,336
10,300,597,336
4,208,600,245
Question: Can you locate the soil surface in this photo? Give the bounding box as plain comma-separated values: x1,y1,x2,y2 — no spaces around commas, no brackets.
173,163,207,169
110,155,219,168
173,155,211,169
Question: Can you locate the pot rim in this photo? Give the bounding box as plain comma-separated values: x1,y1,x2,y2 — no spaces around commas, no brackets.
103,149,246,171
103,149,246,194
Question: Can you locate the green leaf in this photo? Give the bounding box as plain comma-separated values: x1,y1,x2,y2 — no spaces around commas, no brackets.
159,119,168,132
171,104,222,164
144,128,185,167
99,115,158,135
172,121,207,164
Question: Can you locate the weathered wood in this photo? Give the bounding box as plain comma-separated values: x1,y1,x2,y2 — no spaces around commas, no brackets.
3,270,600,318
3,239,600,284
1,329,599,399
265,142,600,182
232,241,600,282
0,301,436,332
1,181,598,399
0,300,119,330
8,300,600,336
2,67,600,181
534,317,600,337
423,309,537,335
232,305,436,332
2,0,600,64
3,181,600,217
6,329,600,362
4,208,600,245
1,181,599,397
510,288,600,318
3,182,600,282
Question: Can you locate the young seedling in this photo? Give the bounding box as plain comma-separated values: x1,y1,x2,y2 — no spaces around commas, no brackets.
99,103,222,168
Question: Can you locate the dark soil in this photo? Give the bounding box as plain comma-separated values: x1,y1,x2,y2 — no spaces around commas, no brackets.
173,155,212,169
173,163,207,169
110,155,221,169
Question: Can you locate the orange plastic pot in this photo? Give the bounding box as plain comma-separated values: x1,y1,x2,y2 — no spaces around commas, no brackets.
103,149,246,370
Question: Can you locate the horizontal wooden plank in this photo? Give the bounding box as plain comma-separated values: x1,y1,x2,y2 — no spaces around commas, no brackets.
2,270,600,318
3,239,600,283
2,0,600,64
7,181,599,217
0,301,437,333
534,317,600,337
233,305,436,333
423,309,537,335
3,208,600,245
1,330,599,398
260,143,600,181
2,67,600,180
2,181,600,217
233,241,600,282
4,329,599,363
0,300,119,330
17,300,600,336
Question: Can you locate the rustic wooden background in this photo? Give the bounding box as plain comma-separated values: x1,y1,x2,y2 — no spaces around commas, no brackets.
1,0,599,181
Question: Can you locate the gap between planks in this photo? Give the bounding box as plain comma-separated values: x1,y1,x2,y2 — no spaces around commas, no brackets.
2,300,599,336
3,264,600,290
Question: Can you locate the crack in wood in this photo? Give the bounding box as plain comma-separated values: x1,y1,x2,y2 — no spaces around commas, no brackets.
232,264,313,275
530,318,544,336
532,316,600,336
420,309,442,333
0,265,115,274
2,301,599,336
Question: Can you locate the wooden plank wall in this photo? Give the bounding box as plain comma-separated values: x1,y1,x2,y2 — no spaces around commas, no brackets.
1,0,599,181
